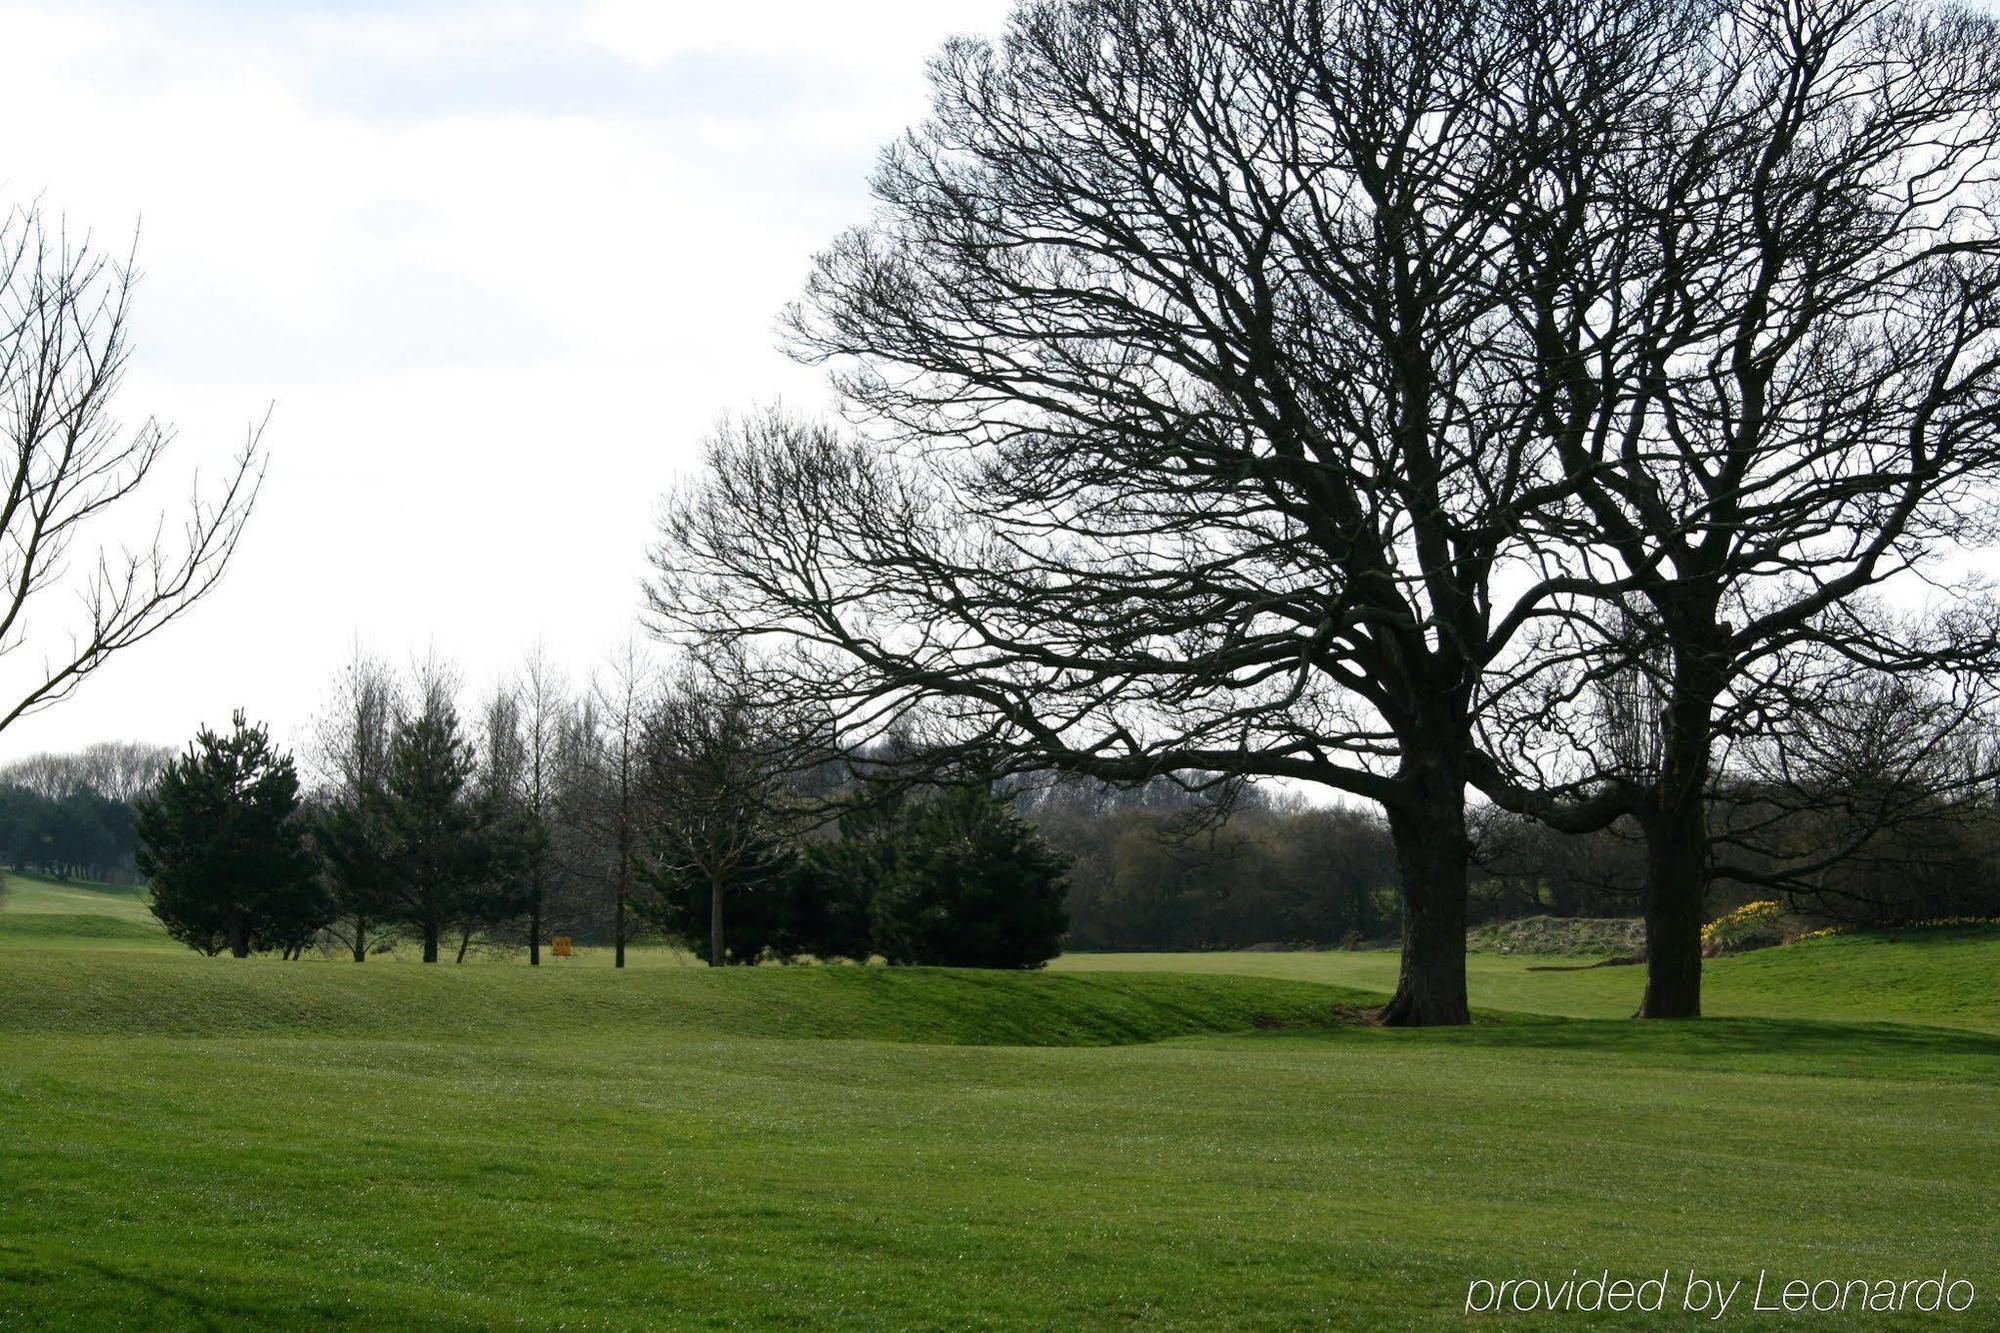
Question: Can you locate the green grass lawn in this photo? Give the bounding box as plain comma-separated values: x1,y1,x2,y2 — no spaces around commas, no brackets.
4,885,1998,1327
1054,930,2000,1031
0,872,178,953
0,871,155,920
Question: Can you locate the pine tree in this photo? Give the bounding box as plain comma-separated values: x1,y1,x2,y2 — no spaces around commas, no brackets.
871,785,1069,969
785,795,900,963
135,712,325,958
374,702,491,963
314,781,397,960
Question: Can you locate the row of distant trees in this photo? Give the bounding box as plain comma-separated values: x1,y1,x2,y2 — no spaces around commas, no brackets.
0,742,172,882
1046,722,2000,953
27,662,2000,955
133,649,1073,967
0,785,139,884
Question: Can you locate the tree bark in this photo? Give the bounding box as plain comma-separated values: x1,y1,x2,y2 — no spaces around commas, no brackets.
1638,817,1705,1018
1378,760,1472,1027
708,870,725,967
422,918,440,964
615,879,627,970
1637,772,1710,1019
615,779,633,969
1637,649,1722,1019
351,916,367,963
528,894,542,967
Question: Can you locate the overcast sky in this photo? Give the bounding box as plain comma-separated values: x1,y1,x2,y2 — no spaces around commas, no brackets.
0,0,1017,761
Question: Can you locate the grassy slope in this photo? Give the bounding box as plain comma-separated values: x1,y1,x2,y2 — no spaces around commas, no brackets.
0,872,175,951
1055,928,2000,1031
0,951,1376,1046
0,871,154,920
5,889,2000,1326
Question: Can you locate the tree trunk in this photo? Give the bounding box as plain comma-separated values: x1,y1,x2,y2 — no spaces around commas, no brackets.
709,870,725,967
228,910,250,960
1637,651,1722,1020
615,877,627,970
456,926,472,964
1378,761,1472,1027
1638,829,1704,1018
1638,776,1709,1019
615,802,633,969
351,916,367,963
422,918,440,964
528,893,542,967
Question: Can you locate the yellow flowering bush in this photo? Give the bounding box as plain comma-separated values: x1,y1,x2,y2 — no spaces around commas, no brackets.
1795,916,2000,944
1701,900,1787,957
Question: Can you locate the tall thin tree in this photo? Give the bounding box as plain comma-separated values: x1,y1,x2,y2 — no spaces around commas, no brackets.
1480,0,2000,1016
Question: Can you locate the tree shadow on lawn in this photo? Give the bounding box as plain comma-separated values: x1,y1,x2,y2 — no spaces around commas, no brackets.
1243,1015,2000,1082
0,1244,284,1330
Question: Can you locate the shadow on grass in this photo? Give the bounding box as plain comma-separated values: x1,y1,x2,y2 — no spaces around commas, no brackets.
0,1243,275,1330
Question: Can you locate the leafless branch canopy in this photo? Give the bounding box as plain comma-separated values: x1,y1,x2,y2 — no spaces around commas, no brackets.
0,201,265,733
652,0,1670,814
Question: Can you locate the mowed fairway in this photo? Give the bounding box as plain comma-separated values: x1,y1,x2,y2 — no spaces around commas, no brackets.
1055,930,2000,1031
3,883,1999,1327
0,872,179,953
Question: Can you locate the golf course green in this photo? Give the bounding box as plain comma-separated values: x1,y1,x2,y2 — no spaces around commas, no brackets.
3,873,1995,1327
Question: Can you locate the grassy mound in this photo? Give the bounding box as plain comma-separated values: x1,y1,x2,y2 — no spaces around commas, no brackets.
1700,926,2000,1030
1465,915,1645,956
0,950,1376,1046
0,912,167,944
0,871,154,921
0,873,171,953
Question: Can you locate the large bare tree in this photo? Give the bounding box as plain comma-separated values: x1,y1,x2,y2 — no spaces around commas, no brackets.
649,0,1658,1023
1479,0,2000,1016
654,0,2000,1024
0,201,263,729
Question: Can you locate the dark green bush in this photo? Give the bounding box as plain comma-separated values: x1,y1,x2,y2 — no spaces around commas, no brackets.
869,785,1069,969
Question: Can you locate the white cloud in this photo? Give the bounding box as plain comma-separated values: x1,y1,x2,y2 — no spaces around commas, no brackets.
0,0,1014,758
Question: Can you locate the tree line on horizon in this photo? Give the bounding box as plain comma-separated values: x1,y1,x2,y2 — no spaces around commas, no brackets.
93,635,2000,964
0,743,173,884
128,650,1072,968
1043,713,2000,953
